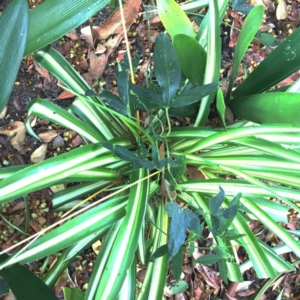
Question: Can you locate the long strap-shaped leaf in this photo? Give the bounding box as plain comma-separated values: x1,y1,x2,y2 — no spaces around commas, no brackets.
0,138,132,203
0,0,29,113
89,168,150,300
233,25,300,96
0,196,127,268
195,0,221,126
24,0,110,56
229,92,300,125
225,5,264,102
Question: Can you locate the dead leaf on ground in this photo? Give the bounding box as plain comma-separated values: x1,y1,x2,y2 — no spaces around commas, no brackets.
263,0,275,11
34,61,51,82
31,144,48,163
93,0,141,40
88,51,108,79
10,201,25,212
12,216,24,227
276,0,288,20
229,12,244,47
30,219,41,232
95,43,106,55
13,96,22,111
0,105,7,119
196,265,222,290
72,135,84,147
38,130,60,143
81,25,95,48
81,72,93,86
66,29,79,41
56,90,75,100
92,240,101,255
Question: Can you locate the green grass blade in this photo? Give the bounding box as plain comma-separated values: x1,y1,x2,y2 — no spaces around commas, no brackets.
24,0,110,56
229,92,300,125
0,0,29,112
233,26,300,96
226,5,264,102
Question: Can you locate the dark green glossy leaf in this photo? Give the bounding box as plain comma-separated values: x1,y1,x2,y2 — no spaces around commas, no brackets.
25,0,110,56
171,81,220,107
86,90,128,115
195,253,223,264
130,84,162,110
173,34,206,86
209,187,225,214
154,33,181,106
0,253,58,300
171,246,185,281
150,244,168,262
232,0,254,14
257,32,275,46
0,279,9,296
0,0,29,113
234,26,300,97
229,92,300,125
165,203,200,261
165,155,186,190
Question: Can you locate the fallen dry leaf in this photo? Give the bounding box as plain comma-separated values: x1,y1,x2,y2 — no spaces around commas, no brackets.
95,43,106,54
72,135,84,147
93,0,141,40
81,25,95,48
196,265,222,290
10,201,25,212
276,0,288,20
34,61,51,82
56,90,75,100
0,105,7,119
12,216,24,227
229,12,244,47
88,51,108,79
38,130,59,143
31,143,48,163
66,29,79,41
263,0,275,12
30,219,41,232
92,240,101,255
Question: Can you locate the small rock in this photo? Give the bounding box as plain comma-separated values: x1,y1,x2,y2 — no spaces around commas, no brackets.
53,135,65,148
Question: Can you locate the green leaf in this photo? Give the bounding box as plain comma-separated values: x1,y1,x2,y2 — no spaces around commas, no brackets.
154,33,181,107
157,0,195,38
257,32,275,46
226,5,264,101
168,281,188,295
171,81,220,107
86,90,128,115
165,203,200,261
0,253,58,300
216,87,226,127
0,279,9,296
63,287,85,300
173,34,206,86
165,155,186,190
171,245,185,281
209,187,225,214
130,84,163,110
229,92,300,126
218,259,228,284
0,0,29,113
24,0,110,56
150,244,168,262
234,26,300,97
195,253,223,264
